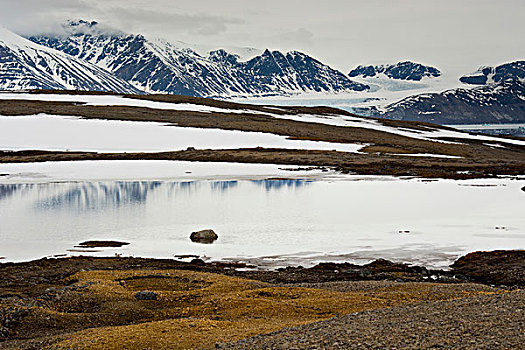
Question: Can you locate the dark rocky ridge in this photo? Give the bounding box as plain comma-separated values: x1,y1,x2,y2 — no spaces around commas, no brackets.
460,60,525,85
349,61,441,81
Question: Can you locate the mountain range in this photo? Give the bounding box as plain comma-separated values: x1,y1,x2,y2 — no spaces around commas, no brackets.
0,20,524,125
27,20,368,97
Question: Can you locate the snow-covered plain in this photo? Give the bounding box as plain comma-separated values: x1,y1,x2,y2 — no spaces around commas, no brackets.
0,114,365,153
3,91,523,147
0,176,523,268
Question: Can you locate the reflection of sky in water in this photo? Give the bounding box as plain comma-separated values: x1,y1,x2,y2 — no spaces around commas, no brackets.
0,179,311,211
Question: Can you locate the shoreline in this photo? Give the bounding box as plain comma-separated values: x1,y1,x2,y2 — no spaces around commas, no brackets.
2,148,525,179
0,249,525,288
1,250,523,288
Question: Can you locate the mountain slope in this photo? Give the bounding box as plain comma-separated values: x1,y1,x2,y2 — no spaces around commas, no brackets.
382,79,525,124
460,61,525,85
0,26,139,93
29,20,369,97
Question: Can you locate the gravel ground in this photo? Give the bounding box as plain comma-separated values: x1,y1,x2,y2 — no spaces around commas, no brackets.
275,280,496,293
218,289,524,350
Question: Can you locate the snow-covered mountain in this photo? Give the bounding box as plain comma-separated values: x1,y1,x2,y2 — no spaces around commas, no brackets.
0,26,139,93
460,61,525,85
382,79,525,124
349,61,441,81
28,20,369,97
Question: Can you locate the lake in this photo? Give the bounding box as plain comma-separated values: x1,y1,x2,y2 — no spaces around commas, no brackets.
1,176,523,268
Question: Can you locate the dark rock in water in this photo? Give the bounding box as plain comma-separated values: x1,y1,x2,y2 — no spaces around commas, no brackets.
190,229,218,244
135,291,158,301
174,254,200,259
76,241,130,248
521,186,525,192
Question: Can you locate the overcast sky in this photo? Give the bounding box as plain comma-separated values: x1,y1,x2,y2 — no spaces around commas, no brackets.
1,0,524,74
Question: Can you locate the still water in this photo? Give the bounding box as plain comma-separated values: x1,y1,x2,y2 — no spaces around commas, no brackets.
1,178,524,268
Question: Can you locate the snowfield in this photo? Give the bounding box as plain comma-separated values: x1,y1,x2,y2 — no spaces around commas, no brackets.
0,92,268,114
0,160,335,183
0,114,366,153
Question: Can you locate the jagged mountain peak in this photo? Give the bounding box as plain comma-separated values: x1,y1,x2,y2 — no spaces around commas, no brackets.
62,19,126,38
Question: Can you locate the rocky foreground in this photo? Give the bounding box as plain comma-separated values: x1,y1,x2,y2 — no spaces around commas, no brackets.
0,250,523,349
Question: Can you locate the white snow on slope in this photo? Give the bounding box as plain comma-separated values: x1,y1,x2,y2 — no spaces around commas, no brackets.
2,92,523,147
0,27,136,93
0,114,365,153
258,111,525,146
0,92,263,114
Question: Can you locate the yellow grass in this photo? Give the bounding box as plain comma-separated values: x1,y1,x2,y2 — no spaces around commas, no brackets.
29,269,498,350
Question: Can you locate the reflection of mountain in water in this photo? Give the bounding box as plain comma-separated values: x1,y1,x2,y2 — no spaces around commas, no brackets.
2,179,313,211
31,180,248,210
251,179,311,191
0,183,35,200
211,181,238,192
35,181,167,210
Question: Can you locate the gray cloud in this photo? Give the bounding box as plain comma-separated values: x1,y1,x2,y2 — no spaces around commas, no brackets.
0,0,523,74
98,6,243,37
274,28,314,45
